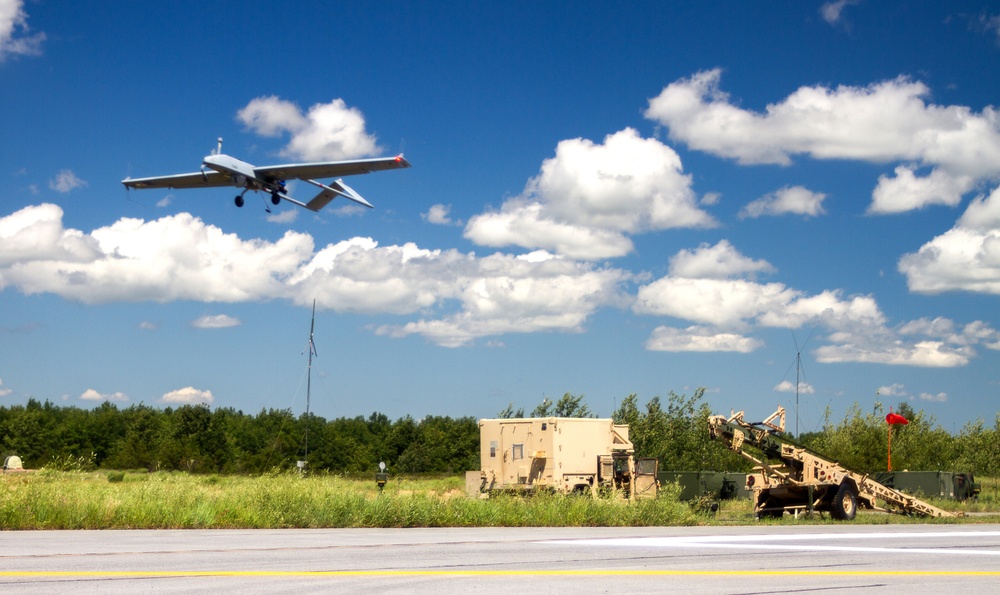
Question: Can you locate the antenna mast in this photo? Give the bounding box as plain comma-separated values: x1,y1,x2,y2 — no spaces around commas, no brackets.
788,327,815,437
301,300,317,471
795,349,801,437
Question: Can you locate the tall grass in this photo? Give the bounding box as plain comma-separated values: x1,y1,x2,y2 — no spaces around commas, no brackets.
3,471,993,530
0,471,697,530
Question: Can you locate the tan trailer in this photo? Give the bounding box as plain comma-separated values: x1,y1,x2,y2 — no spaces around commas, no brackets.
467,417,658,500
708,406,956,519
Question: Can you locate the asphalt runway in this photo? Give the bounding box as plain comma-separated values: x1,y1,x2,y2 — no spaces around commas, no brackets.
2,524,999,593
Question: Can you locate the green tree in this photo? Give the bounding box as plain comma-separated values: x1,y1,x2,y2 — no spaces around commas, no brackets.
0,399,59,466
396,416,479,472
106,404,166,470
553,393,595,418
614,389,748,472
954,416,1000,475
527,393,595,418
87,401,125,466
798,401,962,474
386,415,419,468
316,415,377,472
227,408,298,472
611,393,641,428
365,412,395,466
496,403,524,418
530,397,553,417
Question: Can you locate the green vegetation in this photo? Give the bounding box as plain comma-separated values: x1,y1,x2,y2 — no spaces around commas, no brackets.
2,390,999,477
0,471,698,530
0,400,478,474
3,386,998,529
800,401,997,475
2,470,995,530
497,392,596,419
613,389,749,472
617,389,1000,478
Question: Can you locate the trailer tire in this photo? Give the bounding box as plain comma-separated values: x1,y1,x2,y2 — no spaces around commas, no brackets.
831,482,858,520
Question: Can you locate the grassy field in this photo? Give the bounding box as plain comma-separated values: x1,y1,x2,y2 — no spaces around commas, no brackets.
1,470,997,530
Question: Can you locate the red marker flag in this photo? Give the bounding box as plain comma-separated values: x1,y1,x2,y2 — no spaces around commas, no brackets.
886,408,908,471
886,412,909,425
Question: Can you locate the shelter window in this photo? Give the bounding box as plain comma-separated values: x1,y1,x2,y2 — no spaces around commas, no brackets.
512,444,524,460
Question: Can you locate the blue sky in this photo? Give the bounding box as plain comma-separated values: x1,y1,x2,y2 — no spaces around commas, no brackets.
2,1,1000,433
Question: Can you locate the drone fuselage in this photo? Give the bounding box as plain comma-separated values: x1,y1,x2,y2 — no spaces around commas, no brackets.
202,154,271,191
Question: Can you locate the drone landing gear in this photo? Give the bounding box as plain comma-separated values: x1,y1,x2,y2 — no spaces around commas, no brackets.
232,189,280,211
235,188,250,208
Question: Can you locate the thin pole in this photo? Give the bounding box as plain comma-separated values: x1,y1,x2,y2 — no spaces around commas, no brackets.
887,424,893,472
304,300,317,468
795,352,800,437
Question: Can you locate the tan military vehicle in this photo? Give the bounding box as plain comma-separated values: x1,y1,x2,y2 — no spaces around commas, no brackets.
708,406,955,519
467,417,658,500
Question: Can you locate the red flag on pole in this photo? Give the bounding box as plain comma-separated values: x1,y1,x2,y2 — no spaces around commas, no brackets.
886,408,908,471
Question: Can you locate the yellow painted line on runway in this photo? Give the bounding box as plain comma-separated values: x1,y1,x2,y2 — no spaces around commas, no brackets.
3,569,1000,578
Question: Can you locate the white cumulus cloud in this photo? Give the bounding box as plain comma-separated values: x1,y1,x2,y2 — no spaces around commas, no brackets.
645,70,1000,214
48,170,87,193
423,204,458,226
464,128,715,259
774,380,815,394
265,208,298,224
80,389,128,402
869,166,973,214
645,326,762,353
898,185,1000,294
740,186,827,219
0,0,44,61
0,204,314,304
371,251,632,347
4,200,996,358
237,96,381,161
0,204,632,347
877,383,908,397
192,314,241,329
162,386,214,405
636,241,995,366
820,0,860,26
0,203,100,269
668,240,775,280
635,277,804,327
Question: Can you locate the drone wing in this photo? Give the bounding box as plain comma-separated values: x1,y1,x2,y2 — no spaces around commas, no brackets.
122,170,231,190
254,155,411,182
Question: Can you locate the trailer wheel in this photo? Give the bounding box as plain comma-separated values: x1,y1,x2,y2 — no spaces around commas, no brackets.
831,482,858,520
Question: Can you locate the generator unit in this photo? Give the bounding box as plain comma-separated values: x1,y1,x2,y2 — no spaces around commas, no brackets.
467,417,658,500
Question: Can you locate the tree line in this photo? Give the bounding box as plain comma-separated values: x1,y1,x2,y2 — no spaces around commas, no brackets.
2,391,999,475
503,390,1000,475
0,399,478,474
